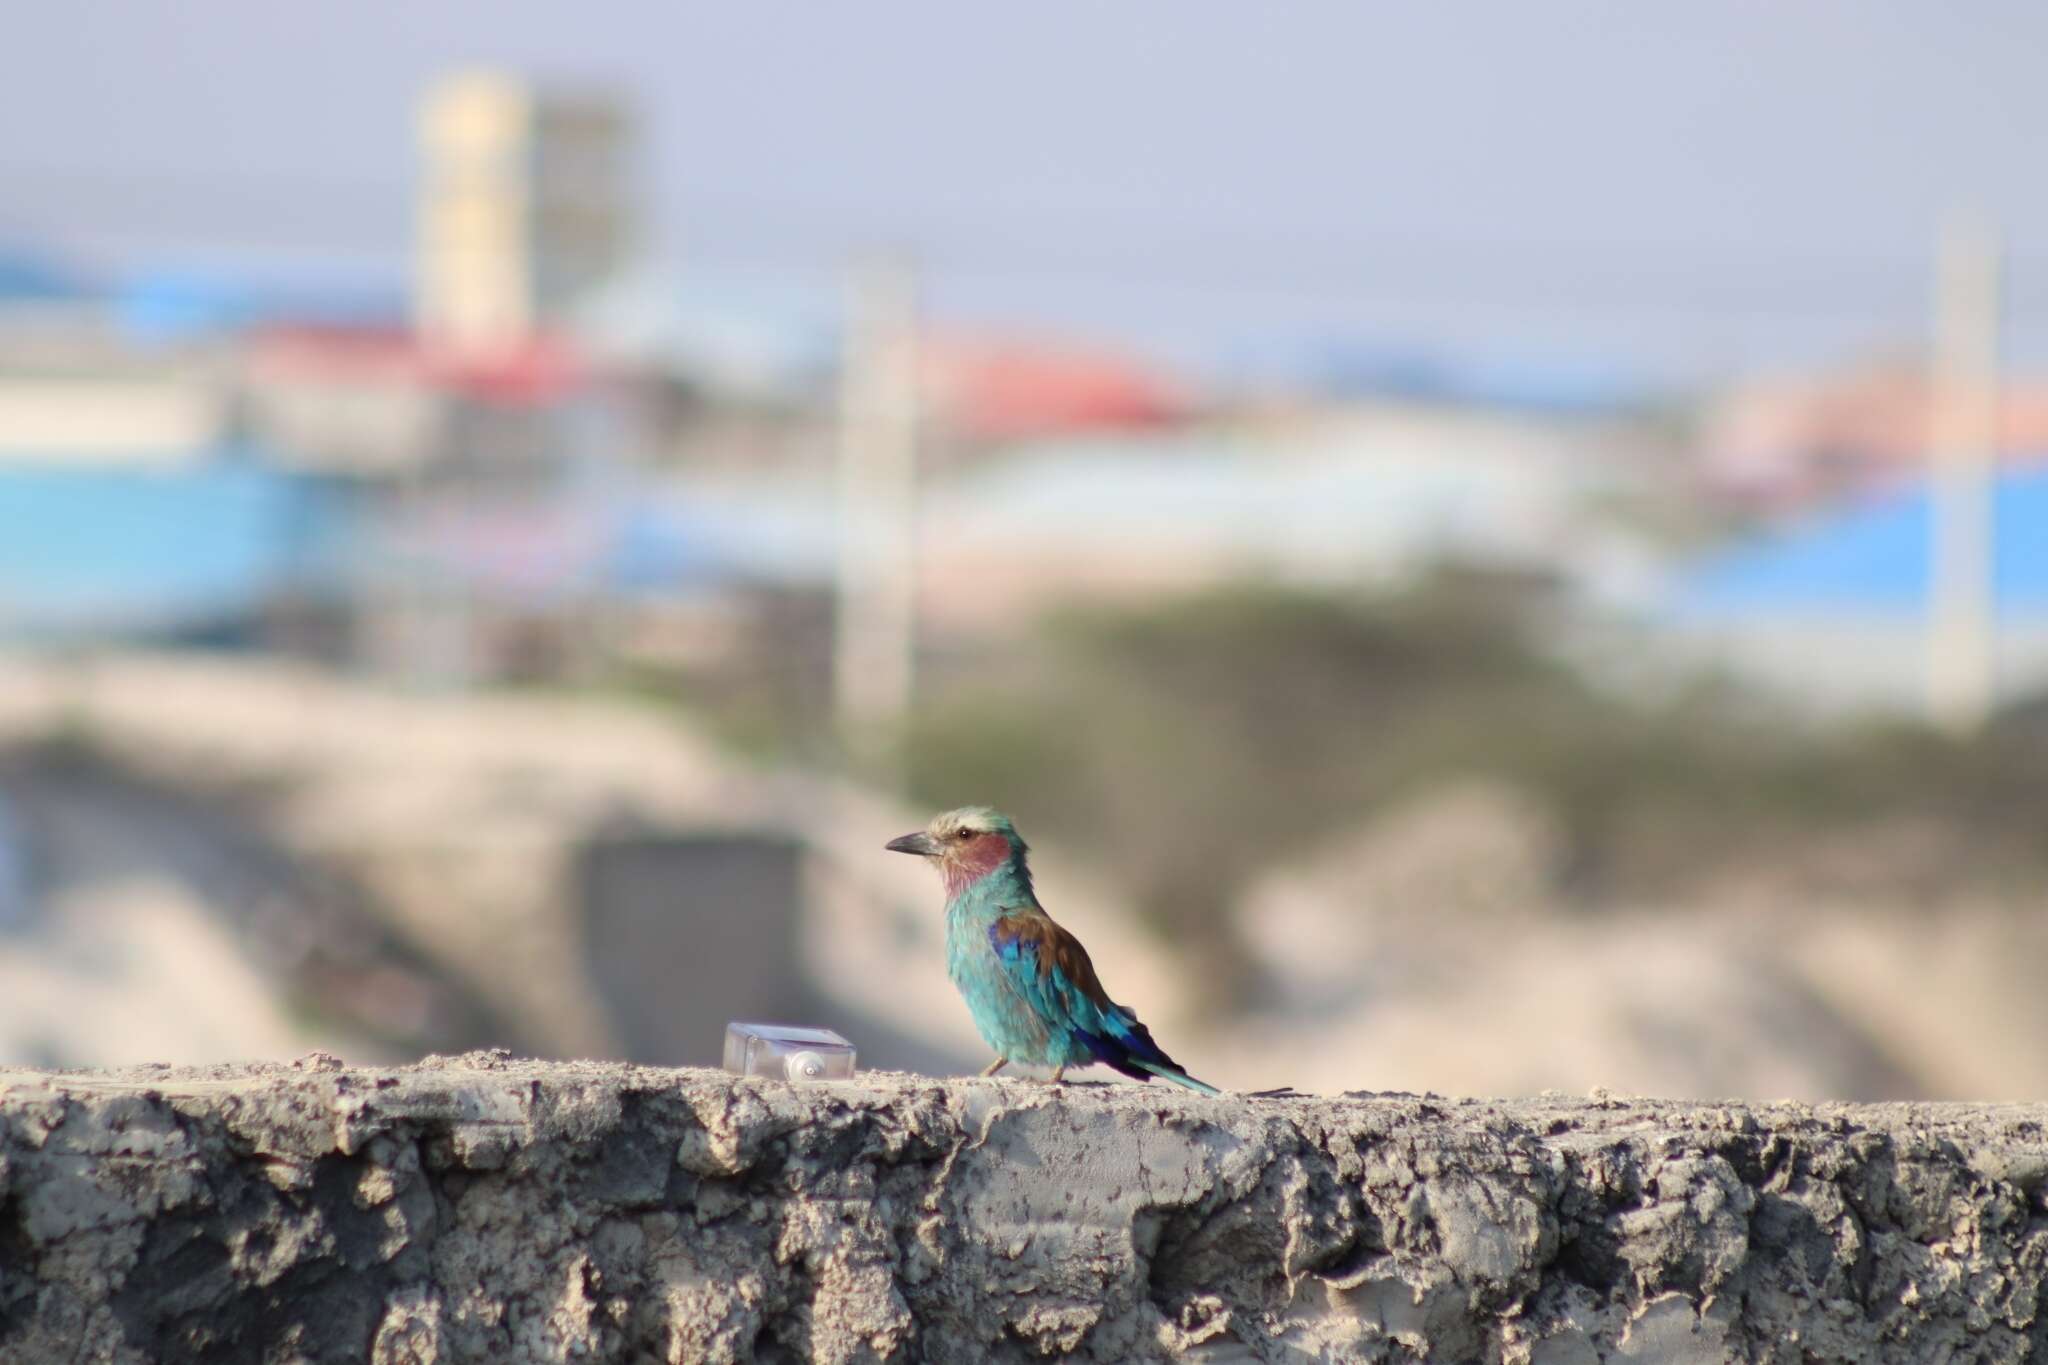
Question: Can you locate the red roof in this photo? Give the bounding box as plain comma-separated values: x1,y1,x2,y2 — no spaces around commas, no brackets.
249,325,587,405
920,333,1187,442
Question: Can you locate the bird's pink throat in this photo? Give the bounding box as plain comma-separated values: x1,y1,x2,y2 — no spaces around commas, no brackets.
941,832,1013,898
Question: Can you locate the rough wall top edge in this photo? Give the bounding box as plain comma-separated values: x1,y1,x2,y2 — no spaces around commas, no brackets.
4,1054,2046,1364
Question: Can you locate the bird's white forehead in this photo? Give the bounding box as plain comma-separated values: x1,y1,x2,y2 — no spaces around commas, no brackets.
931,806,1000,836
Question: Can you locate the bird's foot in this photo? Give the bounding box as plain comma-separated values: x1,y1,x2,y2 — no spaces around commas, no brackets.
1049,1066,1066,1085
979,1058,1008,1078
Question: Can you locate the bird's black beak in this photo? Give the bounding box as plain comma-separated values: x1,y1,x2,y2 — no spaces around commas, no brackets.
885,831,939,857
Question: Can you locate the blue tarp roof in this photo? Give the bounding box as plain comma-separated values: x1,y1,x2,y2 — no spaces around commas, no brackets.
1672,463,2048,617
0,457,353,636
115,270,404,341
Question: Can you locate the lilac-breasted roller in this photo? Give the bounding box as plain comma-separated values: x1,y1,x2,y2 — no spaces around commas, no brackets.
886,806,1220,1094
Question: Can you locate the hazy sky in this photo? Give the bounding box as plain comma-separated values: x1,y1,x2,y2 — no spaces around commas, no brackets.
4,3,2046,380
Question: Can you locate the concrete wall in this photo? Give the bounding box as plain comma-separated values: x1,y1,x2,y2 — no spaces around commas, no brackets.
4,1058,2048,1363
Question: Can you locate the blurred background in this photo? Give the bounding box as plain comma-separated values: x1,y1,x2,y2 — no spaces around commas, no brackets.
1,3,2046,1099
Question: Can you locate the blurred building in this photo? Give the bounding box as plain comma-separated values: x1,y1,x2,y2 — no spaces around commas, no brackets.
0,351,233,471
242,322,588,476
913,404,1652,635
0,258,412,478
1700,359,2048,511
1652,463,2048,712
0,456,352,643
574,269,839,409
0,283,356,644
416,71,636,353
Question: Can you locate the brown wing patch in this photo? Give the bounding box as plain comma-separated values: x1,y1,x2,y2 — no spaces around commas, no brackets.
997,910,1113,1010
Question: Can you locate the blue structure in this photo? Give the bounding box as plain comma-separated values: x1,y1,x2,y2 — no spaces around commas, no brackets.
1671,465,2048,620
0,455,355,639
0,250,83,304
1218,336,1655,415
115,269,404,342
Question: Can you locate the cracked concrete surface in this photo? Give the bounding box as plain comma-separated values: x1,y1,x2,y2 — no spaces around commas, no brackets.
3,1057,2048,1362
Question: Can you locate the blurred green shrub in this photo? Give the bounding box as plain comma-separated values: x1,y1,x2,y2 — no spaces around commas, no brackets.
903,575,2048,978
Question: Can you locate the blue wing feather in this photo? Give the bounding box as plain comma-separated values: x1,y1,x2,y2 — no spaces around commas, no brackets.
987,912,1204,1087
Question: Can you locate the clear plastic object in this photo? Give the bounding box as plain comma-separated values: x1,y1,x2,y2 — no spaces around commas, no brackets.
722,1022,857,1083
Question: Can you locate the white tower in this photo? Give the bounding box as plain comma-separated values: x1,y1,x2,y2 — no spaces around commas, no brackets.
415,71,634,352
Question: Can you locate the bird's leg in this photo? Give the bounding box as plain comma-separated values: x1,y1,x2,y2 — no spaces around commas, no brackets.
1049,1066,1066,1085
979,1058,1008,1077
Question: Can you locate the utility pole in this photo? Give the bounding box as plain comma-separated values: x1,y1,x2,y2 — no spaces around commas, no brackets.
833,257,920,786
1926,213,2002,736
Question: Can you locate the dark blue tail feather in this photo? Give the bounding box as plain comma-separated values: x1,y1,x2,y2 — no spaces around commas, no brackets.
1071,1005,1215,1091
